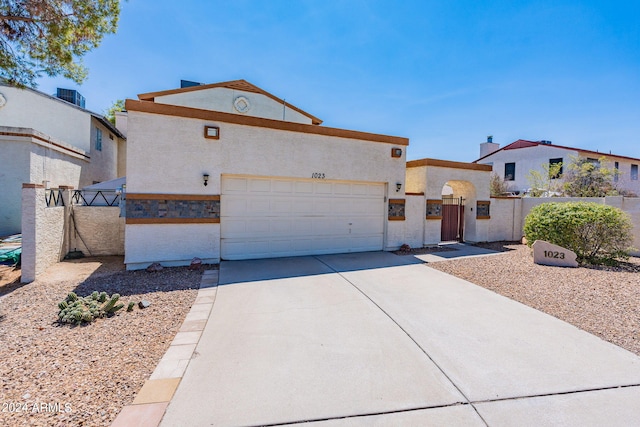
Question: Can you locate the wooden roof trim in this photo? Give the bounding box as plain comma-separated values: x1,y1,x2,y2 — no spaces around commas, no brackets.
137,79,323,125
406,158,492,171
125,99,409,146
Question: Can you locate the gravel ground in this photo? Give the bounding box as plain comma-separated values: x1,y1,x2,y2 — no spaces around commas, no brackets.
0,257,202,427
2,246,638,425
428,243,640,356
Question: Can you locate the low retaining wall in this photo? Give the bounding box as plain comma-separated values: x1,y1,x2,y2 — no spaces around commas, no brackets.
489,196,640,255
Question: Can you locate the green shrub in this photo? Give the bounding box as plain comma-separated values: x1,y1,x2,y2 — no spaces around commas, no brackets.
523,202,634,264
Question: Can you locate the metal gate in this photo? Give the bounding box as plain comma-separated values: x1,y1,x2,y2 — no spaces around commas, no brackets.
441,196,465,242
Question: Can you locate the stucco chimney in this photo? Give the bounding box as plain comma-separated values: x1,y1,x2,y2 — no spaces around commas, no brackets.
479,135,500,158
115,111,128,137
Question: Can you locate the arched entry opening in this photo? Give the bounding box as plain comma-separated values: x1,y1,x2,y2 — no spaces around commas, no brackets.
440,180,477,242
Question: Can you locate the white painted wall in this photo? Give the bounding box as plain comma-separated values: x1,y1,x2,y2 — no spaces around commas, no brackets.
69,206,125,256
126,112,405,195
82,118,120,185
622,198,640,256
0,84,125,234
0,131,87,236
125,110,407,267
488,196,640,256
478,144,640,196
0,84,92,151
406,164,493,244
155,87,313,124
21,186,66,282
125,224,219,268
403,195,425,248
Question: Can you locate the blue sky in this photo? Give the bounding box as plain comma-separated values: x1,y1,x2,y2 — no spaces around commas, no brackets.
37,0,640,162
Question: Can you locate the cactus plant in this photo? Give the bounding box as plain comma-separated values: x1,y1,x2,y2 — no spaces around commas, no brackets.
102,294,120,313
57,291,133,325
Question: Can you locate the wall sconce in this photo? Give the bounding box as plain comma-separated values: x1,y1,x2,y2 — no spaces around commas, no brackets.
396,182,402,192
203,173,209,186
391,148,402,158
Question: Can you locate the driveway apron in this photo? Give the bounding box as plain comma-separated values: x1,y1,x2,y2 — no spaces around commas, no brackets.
161,252,640,427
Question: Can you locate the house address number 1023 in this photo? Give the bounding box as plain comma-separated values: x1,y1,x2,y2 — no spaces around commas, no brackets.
311,173,326,179
544,250,565,259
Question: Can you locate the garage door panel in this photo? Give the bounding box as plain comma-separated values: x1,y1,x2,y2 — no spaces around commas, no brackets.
295,181,314,194
221,198,247,216
249,179,271,192
315,182,333,194
223,177,248,192
221,176,385,260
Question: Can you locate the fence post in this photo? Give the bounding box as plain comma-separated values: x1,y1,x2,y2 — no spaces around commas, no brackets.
21,183,44,283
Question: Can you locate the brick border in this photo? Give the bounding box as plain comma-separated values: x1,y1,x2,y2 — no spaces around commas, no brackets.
110,269,219,427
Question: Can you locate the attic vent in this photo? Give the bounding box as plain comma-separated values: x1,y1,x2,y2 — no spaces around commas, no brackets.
56,88,85,108
540,140,552,145
180,80,202,88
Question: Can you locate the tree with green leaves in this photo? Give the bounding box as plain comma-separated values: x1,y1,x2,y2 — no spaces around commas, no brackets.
0,0,121,87
562,156,619,197
526,161,564,197
104,98,124,124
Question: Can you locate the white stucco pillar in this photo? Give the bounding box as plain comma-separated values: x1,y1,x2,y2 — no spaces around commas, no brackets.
20,183,43,283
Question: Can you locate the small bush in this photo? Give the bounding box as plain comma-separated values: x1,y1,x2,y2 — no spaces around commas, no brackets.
523,202,634,264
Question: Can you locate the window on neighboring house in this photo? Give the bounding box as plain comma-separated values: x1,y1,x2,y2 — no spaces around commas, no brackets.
586,157,600,165
632,164,638,181
614,162,619,182
549,158,563,179
96,128,102,151
504,163,515,181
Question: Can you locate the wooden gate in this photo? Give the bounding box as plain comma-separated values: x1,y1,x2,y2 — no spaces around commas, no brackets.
441,196,465,242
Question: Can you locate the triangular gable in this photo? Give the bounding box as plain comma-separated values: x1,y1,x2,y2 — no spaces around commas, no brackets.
502,139,541,150
474,138,640,163
137,79,322,125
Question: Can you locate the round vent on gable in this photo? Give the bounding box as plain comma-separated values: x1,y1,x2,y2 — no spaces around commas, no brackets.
233,96,251,113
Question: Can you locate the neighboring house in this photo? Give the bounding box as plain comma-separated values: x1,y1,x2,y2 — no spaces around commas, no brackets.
0,82,126,236
474,138,640,196
123,79,409,269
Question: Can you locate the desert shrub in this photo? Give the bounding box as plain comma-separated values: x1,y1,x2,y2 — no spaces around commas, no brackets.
523,202,633,264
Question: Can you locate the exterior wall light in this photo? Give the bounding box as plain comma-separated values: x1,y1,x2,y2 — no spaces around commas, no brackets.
396,182,402,192
391,148,402,158
203,174,209,186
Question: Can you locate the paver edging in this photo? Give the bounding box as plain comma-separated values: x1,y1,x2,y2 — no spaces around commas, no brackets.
110,269,218,427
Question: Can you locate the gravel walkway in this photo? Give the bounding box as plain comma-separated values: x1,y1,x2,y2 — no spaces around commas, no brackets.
428,243,640,357
0,257,202,427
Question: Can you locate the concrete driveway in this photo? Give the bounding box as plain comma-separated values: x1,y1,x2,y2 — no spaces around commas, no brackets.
161,252,640,426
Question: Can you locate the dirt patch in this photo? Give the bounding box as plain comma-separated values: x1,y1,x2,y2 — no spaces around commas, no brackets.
0,265,21,288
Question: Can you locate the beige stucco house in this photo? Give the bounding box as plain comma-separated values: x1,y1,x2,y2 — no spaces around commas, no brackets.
405,159,492,245
123,80,409,269
0,82,126,236
475,138,640,196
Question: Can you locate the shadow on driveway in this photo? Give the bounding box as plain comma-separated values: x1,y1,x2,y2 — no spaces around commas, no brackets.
219,251,424,285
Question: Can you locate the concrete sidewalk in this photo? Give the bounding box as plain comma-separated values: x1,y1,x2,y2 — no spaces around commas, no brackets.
160,252,640,426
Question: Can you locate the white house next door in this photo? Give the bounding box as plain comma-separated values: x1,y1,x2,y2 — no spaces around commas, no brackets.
220,175,385,260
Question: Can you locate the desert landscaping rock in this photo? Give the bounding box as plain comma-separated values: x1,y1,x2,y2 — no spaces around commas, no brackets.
0,257,201,427
532,239,578,267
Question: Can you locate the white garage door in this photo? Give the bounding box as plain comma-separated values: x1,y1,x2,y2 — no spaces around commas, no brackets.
221,176,385,260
